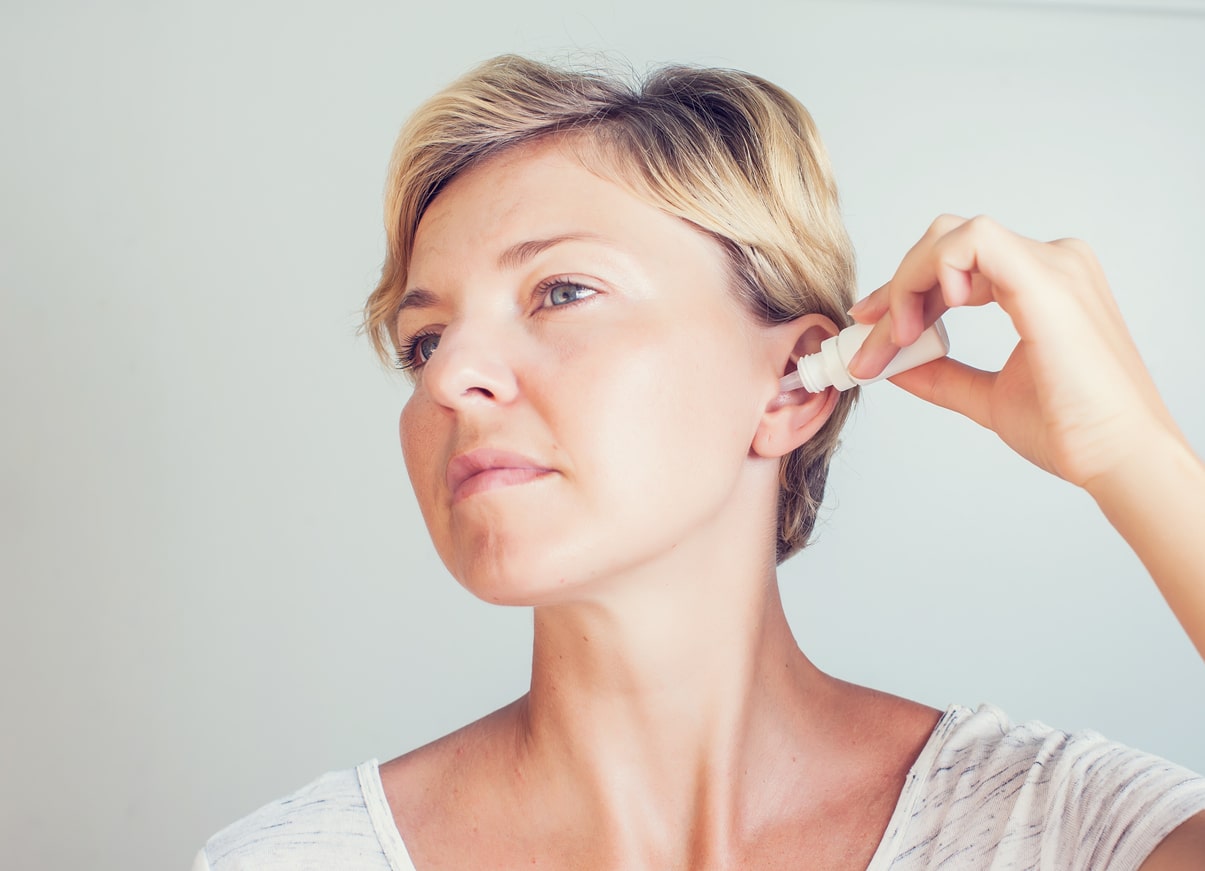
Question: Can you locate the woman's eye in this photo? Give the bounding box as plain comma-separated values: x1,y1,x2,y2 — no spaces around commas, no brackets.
397,332,440,371
415,333,440,362
542,282,596,307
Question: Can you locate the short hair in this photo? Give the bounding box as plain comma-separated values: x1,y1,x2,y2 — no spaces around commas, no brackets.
363,54,858,563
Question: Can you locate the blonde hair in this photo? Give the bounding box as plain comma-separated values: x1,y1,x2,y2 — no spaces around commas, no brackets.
363,55,858,563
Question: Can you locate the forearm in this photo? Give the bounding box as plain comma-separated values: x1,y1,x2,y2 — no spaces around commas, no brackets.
1087,431,1205,661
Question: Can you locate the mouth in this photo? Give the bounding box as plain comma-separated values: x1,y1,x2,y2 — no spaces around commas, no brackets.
446,448,555,504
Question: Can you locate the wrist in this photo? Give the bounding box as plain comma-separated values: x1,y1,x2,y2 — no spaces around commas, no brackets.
1084,427,1205,522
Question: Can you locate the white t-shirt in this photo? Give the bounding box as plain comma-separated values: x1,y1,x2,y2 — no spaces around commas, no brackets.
194,703,1205,870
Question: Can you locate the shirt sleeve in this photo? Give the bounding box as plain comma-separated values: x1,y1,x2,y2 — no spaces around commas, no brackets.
1037,729,1205,870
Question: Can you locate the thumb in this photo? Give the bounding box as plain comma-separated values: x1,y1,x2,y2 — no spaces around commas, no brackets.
887,356,996,431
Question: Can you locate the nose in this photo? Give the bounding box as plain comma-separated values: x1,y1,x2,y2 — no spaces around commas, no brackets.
419,320,520,409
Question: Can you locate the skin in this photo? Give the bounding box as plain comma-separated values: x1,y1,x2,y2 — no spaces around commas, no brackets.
383,145,1205,867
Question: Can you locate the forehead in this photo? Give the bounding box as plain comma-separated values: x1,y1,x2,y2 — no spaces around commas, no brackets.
408,139,718,280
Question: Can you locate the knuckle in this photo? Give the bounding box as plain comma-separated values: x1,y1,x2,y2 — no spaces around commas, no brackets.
1052,236,1093,258
965,214,998,235
928,213,965,237
1051,237,1100,275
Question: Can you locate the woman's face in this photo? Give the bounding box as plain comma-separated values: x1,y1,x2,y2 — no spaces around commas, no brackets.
397,139,785,605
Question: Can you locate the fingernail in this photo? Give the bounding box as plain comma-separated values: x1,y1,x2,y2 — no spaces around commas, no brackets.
847,347,865,378
847,298,866,316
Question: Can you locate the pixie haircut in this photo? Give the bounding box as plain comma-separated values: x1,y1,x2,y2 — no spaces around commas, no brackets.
363,54,858,563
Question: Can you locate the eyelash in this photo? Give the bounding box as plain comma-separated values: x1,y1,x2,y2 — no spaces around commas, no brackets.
393,277,599,373
393,330,440,373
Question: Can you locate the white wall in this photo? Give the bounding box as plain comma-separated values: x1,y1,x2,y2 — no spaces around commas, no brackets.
3,1,1203,868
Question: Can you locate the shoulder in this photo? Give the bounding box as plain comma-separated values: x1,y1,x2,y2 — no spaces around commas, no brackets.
875,704,1205,870
921,703,1203,807
378,701,522,832
197,761,395,871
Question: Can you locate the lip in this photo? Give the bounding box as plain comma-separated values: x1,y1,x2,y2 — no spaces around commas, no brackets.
446,448,555,504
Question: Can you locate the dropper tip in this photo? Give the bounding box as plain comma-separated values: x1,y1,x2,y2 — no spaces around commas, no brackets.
779,370,804,393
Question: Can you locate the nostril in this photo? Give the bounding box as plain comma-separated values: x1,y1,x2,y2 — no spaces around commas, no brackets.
425,354,516,408
418,325,519,407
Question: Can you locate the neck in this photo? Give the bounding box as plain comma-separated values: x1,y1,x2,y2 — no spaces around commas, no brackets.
516,545,836,867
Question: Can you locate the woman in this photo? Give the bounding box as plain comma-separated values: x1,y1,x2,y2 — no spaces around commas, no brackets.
195,55,1205,869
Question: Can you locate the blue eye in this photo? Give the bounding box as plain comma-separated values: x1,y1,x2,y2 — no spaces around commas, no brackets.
414,333,440,362
543,282,596,307
396,332,440,371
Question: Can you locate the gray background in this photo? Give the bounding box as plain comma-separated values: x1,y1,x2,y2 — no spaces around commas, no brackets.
3,0,1203,868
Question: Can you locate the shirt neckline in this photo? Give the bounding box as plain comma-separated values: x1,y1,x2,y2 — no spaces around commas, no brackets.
358,759,419,871
862,703,965,871
355,704,965,871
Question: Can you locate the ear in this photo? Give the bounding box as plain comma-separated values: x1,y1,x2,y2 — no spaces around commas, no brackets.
751,314,841,459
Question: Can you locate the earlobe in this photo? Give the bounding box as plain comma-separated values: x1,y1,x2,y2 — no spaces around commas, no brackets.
751,314,841,459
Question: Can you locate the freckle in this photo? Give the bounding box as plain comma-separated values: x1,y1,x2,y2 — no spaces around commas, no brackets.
582,635,588,642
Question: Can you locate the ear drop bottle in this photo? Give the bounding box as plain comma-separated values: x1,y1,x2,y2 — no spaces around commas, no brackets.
779,319,950,393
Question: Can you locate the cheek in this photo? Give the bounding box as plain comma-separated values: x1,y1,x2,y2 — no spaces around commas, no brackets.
398,399,420,471
398,396,442,511
564,324,760,495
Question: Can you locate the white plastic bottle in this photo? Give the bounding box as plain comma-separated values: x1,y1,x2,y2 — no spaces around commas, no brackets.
780,319,950,393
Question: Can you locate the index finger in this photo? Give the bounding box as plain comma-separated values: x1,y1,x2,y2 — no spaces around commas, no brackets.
850,216,1043,380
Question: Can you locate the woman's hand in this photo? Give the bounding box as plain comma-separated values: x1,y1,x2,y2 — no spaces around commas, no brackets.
846,214,1183,491
848,214,1205,661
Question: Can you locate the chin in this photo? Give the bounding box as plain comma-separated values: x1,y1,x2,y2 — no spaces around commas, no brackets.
441,540,590,608
453,567,587,608
443,530,684,609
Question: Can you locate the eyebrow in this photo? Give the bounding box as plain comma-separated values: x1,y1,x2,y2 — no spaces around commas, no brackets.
396,287,440,313
396,232,608,314
496,232,604,271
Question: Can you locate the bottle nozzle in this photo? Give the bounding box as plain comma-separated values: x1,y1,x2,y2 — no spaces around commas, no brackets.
779,370,805,393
